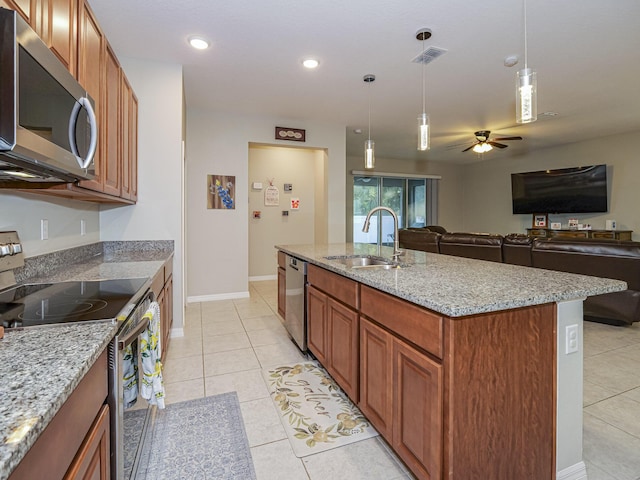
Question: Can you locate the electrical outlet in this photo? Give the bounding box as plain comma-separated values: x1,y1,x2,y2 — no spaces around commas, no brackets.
565,324,578,354
80,219,86,236
40,219,48,240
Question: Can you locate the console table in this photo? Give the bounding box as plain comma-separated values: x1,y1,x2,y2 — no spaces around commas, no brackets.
526,228,633,240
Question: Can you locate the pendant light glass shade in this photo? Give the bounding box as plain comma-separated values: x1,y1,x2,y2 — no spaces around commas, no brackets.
417,113,430,151
363,74,376,169
516,0,537,124
416,28,432,151
516,67,537,123
364,139,375,169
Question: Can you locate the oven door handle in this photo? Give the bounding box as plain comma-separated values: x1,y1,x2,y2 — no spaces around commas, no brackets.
118,316,150,351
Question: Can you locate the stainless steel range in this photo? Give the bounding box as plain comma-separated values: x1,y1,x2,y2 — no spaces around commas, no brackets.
0,231,154,480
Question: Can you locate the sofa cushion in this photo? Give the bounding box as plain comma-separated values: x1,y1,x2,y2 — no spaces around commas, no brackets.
398,229,441,253
532,238,640,290
439,233,503,263
503,233,533,266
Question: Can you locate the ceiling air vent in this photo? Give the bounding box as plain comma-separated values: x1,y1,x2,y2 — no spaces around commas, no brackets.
411,46,448,65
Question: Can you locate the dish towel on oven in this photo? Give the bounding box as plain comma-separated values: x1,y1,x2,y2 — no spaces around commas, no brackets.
120,304,139,409
140,301,166,409
123,342,138,409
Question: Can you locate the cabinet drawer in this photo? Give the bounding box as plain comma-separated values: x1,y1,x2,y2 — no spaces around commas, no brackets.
360,285,443,359
308,264,359,309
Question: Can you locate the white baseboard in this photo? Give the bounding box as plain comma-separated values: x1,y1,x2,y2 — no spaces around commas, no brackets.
187,291,250,303
557,461,588,480
249,274,277,281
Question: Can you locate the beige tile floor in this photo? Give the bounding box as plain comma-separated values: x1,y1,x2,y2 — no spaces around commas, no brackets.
583,321,640,480
163,280,413,480
163,280,640,480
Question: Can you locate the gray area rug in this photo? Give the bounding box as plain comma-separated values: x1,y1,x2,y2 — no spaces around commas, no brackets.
135,392,256,480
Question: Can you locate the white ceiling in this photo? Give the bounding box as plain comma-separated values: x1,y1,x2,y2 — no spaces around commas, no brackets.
89,0,640,163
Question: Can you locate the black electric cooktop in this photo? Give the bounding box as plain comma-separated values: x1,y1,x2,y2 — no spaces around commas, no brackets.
0,278,149,329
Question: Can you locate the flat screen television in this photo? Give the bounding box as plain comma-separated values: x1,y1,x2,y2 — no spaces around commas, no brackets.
511,164,608,214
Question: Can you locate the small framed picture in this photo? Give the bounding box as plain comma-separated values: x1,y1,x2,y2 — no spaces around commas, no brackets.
533,214,548,228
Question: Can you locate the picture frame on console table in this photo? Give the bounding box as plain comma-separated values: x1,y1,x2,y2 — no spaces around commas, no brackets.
533,214,548,228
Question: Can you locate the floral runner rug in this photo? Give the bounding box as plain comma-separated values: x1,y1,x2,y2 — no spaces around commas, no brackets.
263,361,379,457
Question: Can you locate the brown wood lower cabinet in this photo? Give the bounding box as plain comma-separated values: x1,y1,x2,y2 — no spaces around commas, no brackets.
151,256,174,362
307,285,329,365
307,284,359,400
360,316,442,479
64,404,110,480
393,338,442,480
281,259,557,479
327,297,359,401
9,351,108,480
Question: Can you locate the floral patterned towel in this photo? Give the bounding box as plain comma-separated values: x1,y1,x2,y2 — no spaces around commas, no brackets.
140,301,165,409
263,361,378,457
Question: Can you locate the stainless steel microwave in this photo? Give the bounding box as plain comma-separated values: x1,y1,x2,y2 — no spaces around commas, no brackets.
0,7,97,186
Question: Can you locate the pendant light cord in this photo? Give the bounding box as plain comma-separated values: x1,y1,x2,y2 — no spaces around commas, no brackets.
368,79,372,142
523,0,528,69
421,36,426,114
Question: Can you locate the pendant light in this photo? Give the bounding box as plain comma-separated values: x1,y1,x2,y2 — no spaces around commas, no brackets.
416,28,432,151
364,74,375,169
516,0,537,123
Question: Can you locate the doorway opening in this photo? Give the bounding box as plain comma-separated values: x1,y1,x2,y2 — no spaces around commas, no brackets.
248,144,328,279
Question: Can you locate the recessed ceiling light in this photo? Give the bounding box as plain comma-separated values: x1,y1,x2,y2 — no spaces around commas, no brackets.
188,36,210,50
302,59,319,69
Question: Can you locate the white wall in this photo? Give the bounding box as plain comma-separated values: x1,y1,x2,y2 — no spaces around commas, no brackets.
0,192,100,256
186,110,345,300
248,145,325,278
100,57,185,330
461,130,640,238
345,155,465,241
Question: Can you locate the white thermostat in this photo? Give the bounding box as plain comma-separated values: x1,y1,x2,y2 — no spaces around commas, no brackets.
252,182,263,190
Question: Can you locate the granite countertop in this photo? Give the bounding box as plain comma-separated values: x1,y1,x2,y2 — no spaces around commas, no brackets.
0,243,173,480
276,243,627,317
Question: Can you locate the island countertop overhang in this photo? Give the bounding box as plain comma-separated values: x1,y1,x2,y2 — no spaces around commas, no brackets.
276,243,627,317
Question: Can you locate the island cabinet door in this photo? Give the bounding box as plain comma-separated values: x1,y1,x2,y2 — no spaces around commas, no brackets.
307,285,329,365
327,297,359,402
359,316,393,440
393,339,443,480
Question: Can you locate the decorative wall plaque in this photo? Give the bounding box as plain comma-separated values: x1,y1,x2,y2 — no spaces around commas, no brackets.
275,127,305,142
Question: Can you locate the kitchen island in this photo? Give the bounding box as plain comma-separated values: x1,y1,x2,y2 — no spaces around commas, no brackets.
276,243,626,480
0,241,173,480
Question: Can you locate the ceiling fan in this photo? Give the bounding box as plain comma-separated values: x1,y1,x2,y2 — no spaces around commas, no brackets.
462,130,522,153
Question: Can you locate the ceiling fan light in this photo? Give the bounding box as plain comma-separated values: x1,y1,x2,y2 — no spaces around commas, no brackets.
516,67,537,123
417,113,430,151
472,143,493,153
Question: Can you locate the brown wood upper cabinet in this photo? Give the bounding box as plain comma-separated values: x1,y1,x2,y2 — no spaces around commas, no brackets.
0,0,34,23
5,0,138,204
1,0,77,74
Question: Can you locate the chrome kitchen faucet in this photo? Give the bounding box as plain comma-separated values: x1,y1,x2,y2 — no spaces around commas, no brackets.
362,206,404,261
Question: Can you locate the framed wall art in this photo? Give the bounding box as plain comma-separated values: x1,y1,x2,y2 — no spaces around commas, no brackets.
275,126,305,142
207,175,235,209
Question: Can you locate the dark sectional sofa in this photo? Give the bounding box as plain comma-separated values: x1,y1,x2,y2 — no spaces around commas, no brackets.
398,228,640,326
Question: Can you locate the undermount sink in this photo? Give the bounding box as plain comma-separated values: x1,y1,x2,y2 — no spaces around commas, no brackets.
324,255,400,270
